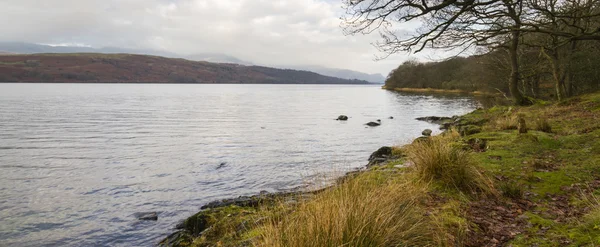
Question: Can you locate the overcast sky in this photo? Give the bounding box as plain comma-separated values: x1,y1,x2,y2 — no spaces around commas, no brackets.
0,0,448,75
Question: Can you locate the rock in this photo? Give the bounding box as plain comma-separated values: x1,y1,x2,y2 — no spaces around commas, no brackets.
440,122,453,130
412,136,431,144
415,116,453,124
158,231,193,247
365,122,380,126
367,146,392,167
365,120,381,127
422,129,433,136
183,211,211,234
389,116,394,119
135,212,158,221
201,195,259,209
336,115,348,121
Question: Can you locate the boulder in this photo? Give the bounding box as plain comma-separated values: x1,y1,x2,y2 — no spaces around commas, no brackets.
367,146,392,166
412,136,431,144
422,129,433,136
183,211,211,234
336,115,349,121
135,212,158,221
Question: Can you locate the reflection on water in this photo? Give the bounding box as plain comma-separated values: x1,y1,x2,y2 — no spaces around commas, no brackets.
0,83,479,246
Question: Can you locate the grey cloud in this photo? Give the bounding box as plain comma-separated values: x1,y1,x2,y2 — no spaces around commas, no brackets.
0,0,433,75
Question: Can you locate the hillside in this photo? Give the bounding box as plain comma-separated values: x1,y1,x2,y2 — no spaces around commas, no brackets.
0,53,369,84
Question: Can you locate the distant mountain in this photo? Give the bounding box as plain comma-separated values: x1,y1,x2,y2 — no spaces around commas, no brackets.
0,42,384,83
187,53,253,65
0,42,179,58
288,65,385,83
0,53,369,84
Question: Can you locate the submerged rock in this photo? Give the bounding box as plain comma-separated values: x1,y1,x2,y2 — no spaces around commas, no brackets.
336,115,349,121
135,212,158,221
216,162,227,170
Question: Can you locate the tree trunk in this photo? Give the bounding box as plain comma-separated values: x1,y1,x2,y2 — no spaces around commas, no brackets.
509,29,527,105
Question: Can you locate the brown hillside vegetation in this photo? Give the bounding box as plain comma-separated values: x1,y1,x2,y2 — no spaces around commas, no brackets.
0,53,368,84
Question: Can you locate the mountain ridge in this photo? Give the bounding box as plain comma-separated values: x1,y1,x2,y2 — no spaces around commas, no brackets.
0,53,369,84
0,42,383,83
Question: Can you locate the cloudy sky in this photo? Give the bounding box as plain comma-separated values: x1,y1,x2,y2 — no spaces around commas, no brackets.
0,0,446,75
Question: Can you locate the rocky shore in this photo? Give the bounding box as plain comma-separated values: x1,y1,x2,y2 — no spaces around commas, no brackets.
157,92,600,246
157,115,462,246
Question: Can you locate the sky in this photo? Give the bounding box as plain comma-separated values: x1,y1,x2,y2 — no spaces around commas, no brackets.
0,0,449,76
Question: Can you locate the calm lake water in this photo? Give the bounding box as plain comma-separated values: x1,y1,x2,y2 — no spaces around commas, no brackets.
0,83,479,246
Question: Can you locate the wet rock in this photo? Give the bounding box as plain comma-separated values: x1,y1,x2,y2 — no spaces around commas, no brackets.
201,196,259,209
135,212,158,221
336,115,348,121
365,120,381,127
422,129,433,136
183,211,211,234
367,146,392,166
415,116,453,124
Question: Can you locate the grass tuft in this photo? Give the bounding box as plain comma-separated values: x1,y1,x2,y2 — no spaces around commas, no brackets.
494,114,518,130
256,172,442,247
499,182,524,199
406,131,495,194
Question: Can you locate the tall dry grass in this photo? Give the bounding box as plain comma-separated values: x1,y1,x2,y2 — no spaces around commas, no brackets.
256,172,442,247
494,114,519,130
406,131,495,194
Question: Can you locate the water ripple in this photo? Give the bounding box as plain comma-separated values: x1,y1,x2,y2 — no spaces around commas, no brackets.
0,83,479,246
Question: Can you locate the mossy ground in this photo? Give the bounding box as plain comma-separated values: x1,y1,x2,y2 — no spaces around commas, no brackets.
163,92,600,247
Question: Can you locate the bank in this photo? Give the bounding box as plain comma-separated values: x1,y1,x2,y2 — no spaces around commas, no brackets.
160,92,600,246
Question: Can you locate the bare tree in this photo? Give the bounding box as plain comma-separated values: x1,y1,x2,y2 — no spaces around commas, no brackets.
342,0,600,104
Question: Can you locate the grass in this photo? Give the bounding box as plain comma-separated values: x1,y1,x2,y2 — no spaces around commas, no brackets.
406,130,495,194
256,172,442,247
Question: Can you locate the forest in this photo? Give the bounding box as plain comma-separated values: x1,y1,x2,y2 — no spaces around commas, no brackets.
343,0,600,103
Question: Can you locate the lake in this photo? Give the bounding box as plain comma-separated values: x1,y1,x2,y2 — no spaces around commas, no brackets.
0,83,479,246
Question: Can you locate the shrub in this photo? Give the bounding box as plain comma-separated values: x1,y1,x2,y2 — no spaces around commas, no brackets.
406,134,495,194
257,173,442,247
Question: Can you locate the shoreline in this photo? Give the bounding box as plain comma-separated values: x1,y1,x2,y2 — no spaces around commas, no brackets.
158,91,600,246
383,86,500,96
